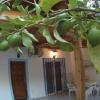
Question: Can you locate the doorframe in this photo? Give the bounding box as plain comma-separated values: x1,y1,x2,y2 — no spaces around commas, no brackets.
8,58,30,100
43,58,67,96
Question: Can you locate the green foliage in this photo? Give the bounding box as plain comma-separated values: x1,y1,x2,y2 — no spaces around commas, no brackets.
54,29,67,43
23,29,38,42
57,18,75,34
0,0,100,65
54,29,74,51
0,22,15,30
9,17,29,25
57,41,75,51
22,33,33,48
68,0,89,8
12,0,22,8
88,43,100,72
35,4,41,17
7,32,22,47
16,47,23,54
68,0,78,8
22,33,34,54
0,40,9,51
39,0,61,13
0,4,10,12
43,13,68,25
28,46,35,54
42,27,55,45
0,32,9,40
17,5,29,15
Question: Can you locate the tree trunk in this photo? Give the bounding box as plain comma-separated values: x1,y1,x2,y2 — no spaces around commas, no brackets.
74,40,85,100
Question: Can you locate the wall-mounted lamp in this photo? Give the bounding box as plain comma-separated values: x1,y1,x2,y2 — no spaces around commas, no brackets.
50,49,57,59
17,53,21,58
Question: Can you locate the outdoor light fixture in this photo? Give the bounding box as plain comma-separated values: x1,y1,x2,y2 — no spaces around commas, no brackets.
50,49,57,59
17,53,20,58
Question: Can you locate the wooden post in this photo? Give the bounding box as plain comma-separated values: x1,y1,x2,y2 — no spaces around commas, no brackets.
74,40,85,100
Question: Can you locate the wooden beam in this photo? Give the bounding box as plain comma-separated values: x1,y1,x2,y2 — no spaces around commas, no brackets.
0,11,23,19
74,40,85,100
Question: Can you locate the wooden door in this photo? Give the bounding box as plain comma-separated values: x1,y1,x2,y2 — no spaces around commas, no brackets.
10,61,28,100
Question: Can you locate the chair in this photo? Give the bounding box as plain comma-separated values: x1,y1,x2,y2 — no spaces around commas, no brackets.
67,83,76,96
96,85,100,95
85,86,93,100
85,85,98,100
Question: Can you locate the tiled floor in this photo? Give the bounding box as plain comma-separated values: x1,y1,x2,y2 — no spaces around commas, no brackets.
87,95,100,100
34,92,76,100
33,92,100,100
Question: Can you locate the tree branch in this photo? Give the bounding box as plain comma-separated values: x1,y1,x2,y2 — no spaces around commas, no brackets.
49,7,100,17
22,0,35,5
2,0,11,4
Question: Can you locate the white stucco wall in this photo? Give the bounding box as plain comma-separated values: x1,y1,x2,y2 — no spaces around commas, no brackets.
81,48,100,84
0,48,74,100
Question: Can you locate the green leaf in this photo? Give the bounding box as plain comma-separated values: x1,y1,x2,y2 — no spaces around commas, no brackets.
0,31,10,40
43,27,55,45
43,13,68,25
77,30,86,40
23,29,38,42
83,0,88,5
75,19,87,33
0,22,15,30
22,33,34,54
0,4,10,12
68,0,78,9
35,4,41,17
28,46,35,54
17,5,28,14
88,43,100,72
12,0,22,8
54,29,67,43
22,34,33,48
0,0,4,3
54,29,74,51
0,32,3,38
57,41,75,51
16,47,23,54
39,0,61,13
68,0,88,8
30,15,43,22
86,21,97,31
77,1,84,7
9,15,42,26
9,17,29,25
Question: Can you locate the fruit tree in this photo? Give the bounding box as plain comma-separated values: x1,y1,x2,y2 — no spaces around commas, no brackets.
0,0,100,72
